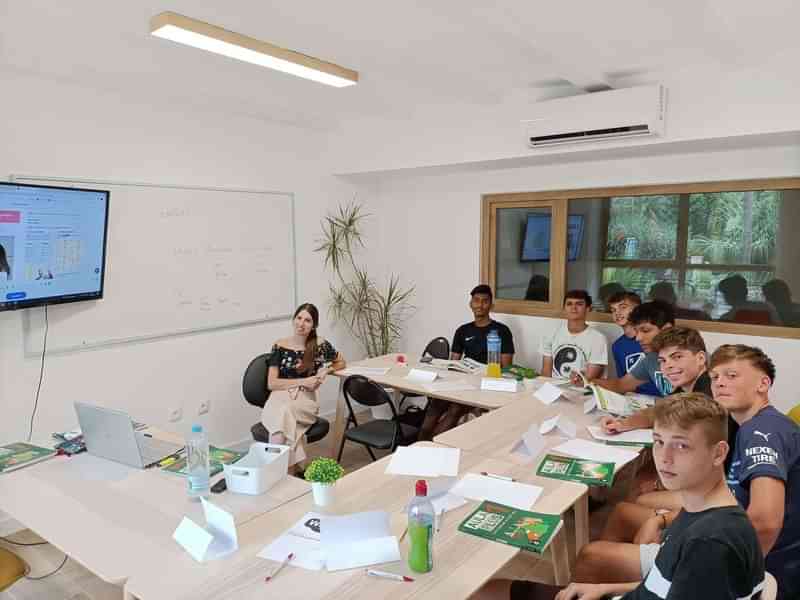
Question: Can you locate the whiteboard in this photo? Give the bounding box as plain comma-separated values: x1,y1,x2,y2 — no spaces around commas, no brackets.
15,176,296,355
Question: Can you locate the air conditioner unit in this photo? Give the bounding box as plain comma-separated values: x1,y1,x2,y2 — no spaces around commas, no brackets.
523,84,666,148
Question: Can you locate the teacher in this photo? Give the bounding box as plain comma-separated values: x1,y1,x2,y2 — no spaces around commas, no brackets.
263,303,345,468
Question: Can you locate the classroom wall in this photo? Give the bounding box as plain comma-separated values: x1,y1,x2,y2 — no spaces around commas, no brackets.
0,67,360,449
357,139,800,413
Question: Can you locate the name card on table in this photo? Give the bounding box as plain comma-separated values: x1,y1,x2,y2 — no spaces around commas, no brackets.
480,377,521,393
539,415,577,438
173,498,238,562
406,368,438,383
534,382,564,405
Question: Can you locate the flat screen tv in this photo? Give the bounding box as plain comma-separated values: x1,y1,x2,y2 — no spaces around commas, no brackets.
521,214,585,262
0,181,109,311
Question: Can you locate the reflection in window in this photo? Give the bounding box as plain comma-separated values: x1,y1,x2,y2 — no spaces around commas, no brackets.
495,206,550,302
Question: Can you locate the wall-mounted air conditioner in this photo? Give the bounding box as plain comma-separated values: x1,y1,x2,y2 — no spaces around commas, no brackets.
523,84,666,148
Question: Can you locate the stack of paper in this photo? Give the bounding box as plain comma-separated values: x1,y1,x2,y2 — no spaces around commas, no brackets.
586,426,653,445
450,473,543,510
551,439,640,468
385,446,461,477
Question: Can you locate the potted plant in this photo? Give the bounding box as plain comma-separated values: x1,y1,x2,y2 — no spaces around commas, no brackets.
304,457,345,506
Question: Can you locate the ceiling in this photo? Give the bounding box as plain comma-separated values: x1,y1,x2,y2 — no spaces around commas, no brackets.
2,1,799,131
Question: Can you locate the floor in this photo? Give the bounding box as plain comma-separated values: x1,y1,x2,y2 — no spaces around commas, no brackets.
0,411,619,599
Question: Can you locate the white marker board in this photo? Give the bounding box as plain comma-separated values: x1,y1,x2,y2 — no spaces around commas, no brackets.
15,176,296,355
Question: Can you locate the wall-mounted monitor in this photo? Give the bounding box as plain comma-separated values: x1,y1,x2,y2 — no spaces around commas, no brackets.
521,213,585,262
0,181,109,312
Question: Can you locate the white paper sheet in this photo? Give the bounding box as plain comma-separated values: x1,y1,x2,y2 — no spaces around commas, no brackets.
338,367,391,377
288,512,322,540
551,439,640,467
430,492,468,514
385,446,461,477
172,499,238,562
321,511,401,571
539,415,577,438
511,425,546,461
406,368,438,383
586,426,653,445
583,396,598,414
422,381,476,393
450,473,543,510
534,382,563,405
258,533,325,571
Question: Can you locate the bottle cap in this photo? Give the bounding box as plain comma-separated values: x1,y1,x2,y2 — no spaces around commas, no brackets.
415,479,427,497
191,424,203,433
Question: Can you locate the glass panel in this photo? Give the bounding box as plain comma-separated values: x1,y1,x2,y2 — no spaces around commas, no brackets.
605,195,680,260
495,206,550,302
684,270,778,322
687,191,780,266
566,198,605,310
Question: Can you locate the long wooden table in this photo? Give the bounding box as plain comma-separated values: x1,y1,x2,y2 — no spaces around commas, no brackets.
124,442,586,600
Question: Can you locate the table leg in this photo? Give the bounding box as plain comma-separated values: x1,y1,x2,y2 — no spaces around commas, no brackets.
573,491,589,555
549,526,571,586
329,378,346,458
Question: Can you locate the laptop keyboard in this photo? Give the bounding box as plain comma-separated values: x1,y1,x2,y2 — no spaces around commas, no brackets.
138,436,184,464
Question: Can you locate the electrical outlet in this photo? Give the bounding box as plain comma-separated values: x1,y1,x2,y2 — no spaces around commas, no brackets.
198,400,210,416
168,407,183,422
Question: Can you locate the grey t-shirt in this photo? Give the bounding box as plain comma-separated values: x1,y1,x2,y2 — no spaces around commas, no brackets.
629,351,673,396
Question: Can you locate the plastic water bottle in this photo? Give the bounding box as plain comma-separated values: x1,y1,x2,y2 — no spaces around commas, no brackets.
186,424,210,500
407,480,434,573
486,329,502,378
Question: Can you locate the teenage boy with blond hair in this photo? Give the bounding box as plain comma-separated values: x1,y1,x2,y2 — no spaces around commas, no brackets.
473,393,765,600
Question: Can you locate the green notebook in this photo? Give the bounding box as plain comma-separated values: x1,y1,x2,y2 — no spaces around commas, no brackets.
159,446,244,477
0,442,56,473
536,453,615,487
458,500,562,554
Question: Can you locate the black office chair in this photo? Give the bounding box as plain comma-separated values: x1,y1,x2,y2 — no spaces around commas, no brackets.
338,375,419,462
243,353,330,445
398,337,451,413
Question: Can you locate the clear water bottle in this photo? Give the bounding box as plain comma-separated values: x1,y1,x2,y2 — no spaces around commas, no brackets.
186,424,210,500
486,329,502,378
407,479,434,573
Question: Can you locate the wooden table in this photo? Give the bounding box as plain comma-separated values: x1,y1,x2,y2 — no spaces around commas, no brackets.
123,442,587,600
329,354,531,459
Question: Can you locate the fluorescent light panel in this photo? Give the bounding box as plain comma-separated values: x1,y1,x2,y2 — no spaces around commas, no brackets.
150,12,358,88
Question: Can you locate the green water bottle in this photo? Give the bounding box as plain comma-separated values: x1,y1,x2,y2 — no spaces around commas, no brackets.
407,479,434,573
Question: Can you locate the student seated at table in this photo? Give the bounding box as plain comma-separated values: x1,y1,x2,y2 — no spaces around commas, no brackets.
580,300,675,398
541,289,607,381
263,303,345,468
608,291,659,396
473,393,765,600
419,284,514,440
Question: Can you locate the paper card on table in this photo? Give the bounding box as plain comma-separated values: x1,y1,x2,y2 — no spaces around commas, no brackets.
450,473,543,510
422,381,476,393
385,446,460,477
511,425,546,461
172,499,238,562
430,492,467,514
321,511,401,571
586,425,653,446
338,367,391,377
258,531,325,571
539,415,577,438
583,396,598,414
534,382,563,405
551,439,640,468
406,368,438,383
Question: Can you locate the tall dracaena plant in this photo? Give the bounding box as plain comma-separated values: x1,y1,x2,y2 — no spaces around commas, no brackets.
315,202,415,358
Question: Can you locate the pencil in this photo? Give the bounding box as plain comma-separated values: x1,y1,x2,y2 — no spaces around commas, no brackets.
480,471,516,482
265,552,294,582
399,526,408,543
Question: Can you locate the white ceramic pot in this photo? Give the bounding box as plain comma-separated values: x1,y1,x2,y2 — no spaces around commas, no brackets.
311,481,335,506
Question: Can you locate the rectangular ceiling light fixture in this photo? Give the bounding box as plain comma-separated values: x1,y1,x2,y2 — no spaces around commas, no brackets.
150,11,358,88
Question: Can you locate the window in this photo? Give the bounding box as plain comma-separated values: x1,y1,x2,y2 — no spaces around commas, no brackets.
481,179,800,338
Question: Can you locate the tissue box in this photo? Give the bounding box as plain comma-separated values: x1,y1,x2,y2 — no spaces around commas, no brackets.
223,442,289,495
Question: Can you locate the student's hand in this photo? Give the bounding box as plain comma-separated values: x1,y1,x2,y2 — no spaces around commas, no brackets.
569,371,587,386
302,377,322,391
555,582,614,600
600,416,630,435
633,513,667,545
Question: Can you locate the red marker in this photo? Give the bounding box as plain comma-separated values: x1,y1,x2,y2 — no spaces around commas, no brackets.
265,553,294,582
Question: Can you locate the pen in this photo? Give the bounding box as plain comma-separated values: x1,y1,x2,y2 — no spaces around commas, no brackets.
436,508,445,533
265,552,294,582
480,471,516,482
366,569,414,582
399,526,408,543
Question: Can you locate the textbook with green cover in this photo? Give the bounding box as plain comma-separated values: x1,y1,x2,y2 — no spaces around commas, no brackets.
0,442,56,473
159,446,244,477
536,453,615,487
458,500,562,554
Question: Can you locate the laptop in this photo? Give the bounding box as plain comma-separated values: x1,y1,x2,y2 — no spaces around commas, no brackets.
74,402,184,469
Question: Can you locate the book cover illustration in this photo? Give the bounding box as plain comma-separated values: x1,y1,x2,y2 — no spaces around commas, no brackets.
536,454,614,487
0,442,56,473
159,446,244,477
458,500,561,554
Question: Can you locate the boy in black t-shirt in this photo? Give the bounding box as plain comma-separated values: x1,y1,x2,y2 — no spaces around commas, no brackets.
710,345,800,600
473,393,764,600
418,284,514,440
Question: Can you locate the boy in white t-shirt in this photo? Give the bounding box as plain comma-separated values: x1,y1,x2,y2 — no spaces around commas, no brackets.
541,289,608,380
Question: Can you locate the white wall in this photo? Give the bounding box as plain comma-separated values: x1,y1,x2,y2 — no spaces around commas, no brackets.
357,140,800,412
0,68,359,447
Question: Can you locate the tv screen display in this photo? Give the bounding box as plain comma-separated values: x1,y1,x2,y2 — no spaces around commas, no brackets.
0,182,109,311
521,214,585,262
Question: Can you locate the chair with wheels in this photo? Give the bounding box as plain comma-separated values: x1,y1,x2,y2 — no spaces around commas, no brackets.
0,547,26,592
243,353,330,446
338,375,419,462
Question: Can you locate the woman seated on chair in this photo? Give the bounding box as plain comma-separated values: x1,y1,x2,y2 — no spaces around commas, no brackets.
263,302,345,467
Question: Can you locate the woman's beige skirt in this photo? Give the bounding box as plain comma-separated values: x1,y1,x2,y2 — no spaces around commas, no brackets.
261,388,319,465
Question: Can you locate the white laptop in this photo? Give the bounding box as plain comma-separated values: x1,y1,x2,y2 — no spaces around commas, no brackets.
74,402,184,469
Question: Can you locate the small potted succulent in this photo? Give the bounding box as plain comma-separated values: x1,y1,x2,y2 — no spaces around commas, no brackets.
304,457,345,506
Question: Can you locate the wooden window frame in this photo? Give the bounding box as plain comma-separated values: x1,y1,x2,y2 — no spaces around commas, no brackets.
481,177,800,340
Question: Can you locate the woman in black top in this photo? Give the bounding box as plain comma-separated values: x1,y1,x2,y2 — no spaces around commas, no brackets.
262,303,345,467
